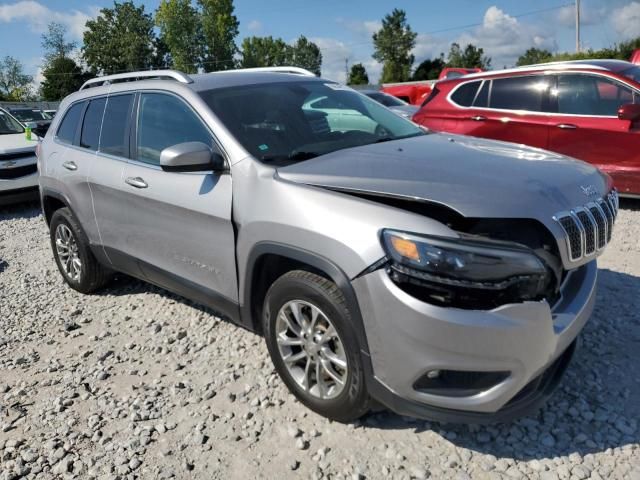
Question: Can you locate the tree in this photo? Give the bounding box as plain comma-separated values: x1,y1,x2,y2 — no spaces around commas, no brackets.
83,1,165,74
40,57,89,101
0,56,33,101
412,55,445,81
447,43,491,69
240,36,291,68
516,48,552,66
41,22,77,64
156,0,203,73
199,0,239,72
348,63,369,85
290,36,322,76
372,9,417,83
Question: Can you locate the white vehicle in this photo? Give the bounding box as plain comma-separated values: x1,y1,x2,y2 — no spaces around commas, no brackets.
0,108,39,205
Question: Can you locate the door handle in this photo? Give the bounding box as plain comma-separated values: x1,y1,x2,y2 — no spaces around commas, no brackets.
556,123,578,129
470,115,486,121
62,161,77,171
125,177,148,189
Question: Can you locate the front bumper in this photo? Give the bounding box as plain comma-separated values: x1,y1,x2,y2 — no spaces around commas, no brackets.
0,171,39,205
353,260,597,423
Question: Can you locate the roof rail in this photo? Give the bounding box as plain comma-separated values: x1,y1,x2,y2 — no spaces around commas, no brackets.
80,70,194,91
228,66,316,76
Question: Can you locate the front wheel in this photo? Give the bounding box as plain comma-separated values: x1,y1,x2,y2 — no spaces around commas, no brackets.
263,270,369,422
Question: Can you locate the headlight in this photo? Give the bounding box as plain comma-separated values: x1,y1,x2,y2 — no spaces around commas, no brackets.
381,229,551,308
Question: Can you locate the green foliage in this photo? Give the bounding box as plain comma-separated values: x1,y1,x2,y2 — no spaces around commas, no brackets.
83,1,165,74
198,0,240,72
156,0,203,73
372,9,417,83
40,57,89,101
240,36,291,68
240,35,323,74
348,63,369,85
0,56,33,101
41,22,77,64
290,36,322,76
447,43,491,69
517,37,640,66
516,48,552,67
412,55,445,81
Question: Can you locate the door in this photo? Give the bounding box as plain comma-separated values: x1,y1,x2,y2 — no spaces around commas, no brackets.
455,75,552,149
47,101,100,241
87,93,137,264
548,73,640,195
120,91,238,310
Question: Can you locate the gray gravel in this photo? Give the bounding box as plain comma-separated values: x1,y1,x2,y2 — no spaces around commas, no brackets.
1,200,639,479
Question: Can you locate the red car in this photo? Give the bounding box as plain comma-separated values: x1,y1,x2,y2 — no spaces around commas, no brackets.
413,60,640,196
381,68,482,106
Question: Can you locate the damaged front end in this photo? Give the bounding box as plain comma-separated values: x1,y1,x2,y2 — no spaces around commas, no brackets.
354,193,565,310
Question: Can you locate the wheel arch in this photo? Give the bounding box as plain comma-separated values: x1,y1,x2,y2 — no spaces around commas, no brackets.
241,242,370,355
41,188,73,226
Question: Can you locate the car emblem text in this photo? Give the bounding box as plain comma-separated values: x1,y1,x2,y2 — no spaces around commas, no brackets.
580,185,598,197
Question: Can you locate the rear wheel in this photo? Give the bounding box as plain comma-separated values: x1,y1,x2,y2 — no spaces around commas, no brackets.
263,270,369,422
50,208,110,293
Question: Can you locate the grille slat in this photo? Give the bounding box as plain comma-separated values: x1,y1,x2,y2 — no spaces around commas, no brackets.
555,190,618,262
589,204,607,249
0,163,38,179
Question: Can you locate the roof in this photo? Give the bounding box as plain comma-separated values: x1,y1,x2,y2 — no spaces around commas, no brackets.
189,70,325,92
460,59,636,80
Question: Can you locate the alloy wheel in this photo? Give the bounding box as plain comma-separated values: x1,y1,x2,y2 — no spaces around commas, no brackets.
55,224,82,281
275,299,348,400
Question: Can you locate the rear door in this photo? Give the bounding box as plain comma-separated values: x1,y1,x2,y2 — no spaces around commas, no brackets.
547,73,640,195
88,92,137,265
120,91,238,313
454,75,552,149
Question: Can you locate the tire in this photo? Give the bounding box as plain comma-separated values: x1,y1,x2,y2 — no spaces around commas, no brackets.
263,270,369,422
49,207,110,293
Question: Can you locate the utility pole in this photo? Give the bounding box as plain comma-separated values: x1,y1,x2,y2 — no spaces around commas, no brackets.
344,58,349,82
575,0,581,53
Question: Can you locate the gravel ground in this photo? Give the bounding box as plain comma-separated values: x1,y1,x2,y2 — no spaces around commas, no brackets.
0,200,639,480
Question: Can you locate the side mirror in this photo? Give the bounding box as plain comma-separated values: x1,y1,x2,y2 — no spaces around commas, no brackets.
618,103,640,121
160,141,226,173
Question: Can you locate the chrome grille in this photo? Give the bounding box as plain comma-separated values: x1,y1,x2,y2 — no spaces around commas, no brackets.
554,189,618,262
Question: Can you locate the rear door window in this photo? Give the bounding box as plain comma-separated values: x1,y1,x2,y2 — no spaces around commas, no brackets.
490,76,549,112
80,98,106,151
100,94,134,157
56,102,84,145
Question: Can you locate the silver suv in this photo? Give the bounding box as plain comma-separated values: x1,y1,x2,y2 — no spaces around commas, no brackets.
38,67,617,423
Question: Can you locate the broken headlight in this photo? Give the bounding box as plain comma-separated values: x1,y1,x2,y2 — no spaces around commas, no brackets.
381,229,551,308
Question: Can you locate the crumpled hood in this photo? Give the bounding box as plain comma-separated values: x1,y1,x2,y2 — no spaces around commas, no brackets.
276,133,609,224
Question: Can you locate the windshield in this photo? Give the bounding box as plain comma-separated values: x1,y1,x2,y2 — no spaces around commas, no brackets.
10,109,49,122
0,110,25,135
621,66,640,83
200,81,425,164
365,91,408,107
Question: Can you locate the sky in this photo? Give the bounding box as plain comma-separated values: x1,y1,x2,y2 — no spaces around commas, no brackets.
1,0,640,85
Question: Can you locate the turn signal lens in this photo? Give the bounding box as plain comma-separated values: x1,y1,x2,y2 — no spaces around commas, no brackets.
389,235,420,262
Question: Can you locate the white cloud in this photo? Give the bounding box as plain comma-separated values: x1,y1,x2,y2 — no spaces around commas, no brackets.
556,3,601,27
611,1,640,39
453,6,557,67
336,18,381,37
312,36,382,84
247,19,262,32
0,1,96,40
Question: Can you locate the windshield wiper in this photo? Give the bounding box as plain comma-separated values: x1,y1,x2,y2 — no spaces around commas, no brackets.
375,132,426,144
260,151,320,164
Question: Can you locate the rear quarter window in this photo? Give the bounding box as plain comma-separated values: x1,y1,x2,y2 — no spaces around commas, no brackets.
56,102,84,145
450,81,481,107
